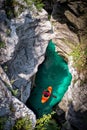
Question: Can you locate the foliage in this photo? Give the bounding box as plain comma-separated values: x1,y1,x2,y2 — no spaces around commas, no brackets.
0,41,5,48
4,0,15,18
11,89,19,96
4,65,8,72
4,0,25,18
9,102,16,112
48,14,51,20
71,42,87,72
25,0,44,11
12,116,32,130
6,29,11,36
34,112,60,130
0,117,7,130
4,81,18,96
33,0,44,11
4,0,44,18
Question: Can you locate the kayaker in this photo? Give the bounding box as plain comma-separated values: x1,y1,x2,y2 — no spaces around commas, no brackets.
43,90,51,97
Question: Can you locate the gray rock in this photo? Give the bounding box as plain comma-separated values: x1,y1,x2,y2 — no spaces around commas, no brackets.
0,79,36,130
0,4,54,130
0,0,87,130
0,80,12,117
67,104,87,130
0,65,12,89
5,9,53,103
12,96,36,128
0,0,54,103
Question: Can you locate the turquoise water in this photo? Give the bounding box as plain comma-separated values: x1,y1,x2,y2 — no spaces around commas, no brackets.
27,40,72,117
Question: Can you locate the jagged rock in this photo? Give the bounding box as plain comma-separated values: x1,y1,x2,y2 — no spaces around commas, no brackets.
0,65,12,89
51,0,87,108
0,0,54,103
0,79,36,130
51,2,79,56
0,1,53,129
67,103,87,130
51,1,87,130
6,9,53,103
0,10,18,64
0,0,87,129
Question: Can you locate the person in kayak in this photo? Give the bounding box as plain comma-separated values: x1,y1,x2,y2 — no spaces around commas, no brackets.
43,90,51,97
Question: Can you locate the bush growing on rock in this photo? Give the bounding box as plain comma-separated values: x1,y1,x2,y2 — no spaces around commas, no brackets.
71,42,87,72
12,116,32,130
25,0,44,11
35,112,60,130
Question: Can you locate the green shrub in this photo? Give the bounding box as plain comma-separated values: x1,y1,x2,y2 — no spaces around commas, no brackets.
0,41,5,48
12,116,32,130
33,0,44,11
34,112,60,130
71,43,87,72
48,14,51,20
4,0,44,19
25,0,44,11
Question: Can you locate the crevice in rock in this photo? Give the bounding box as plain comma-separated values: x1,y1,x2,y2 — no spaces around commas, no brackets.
52,2,79,35
42,0,54,15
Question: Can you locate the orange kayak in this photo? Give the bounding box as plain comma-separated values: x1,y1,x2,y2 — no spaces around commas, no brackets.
41,86,52,103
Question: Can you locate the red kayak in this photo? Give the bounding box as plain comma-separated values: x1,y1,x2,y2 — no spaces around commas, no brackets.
41,86,52,103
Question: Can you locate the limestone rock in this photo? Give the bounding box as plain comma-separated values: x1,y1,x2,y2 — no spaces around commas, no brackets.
0,9,18,64
51,0,87,55
0,0,54,103
51,1,87,129
0,0,87,129
0,79,36,130
6,9,53,103
51,0,87,109
51,2,79,56
0,1,53,128
0,65,12,89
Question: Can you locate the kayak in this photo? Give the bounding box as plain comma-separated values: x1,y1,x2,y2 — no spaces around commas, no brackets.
41,86,52,103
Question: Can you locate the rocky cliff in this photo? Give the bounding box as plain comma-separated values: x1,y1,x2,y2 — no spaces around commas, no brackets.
0,0,87,130
0,0,53,129
50,1,87,130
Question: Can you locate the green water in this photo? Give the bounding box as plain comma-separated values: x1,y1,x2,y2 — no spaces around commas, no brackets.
27,40,72,117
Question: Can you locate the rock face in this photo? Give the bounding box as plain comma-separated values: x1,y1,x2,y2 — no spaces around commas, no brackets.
65,58,87,130
0,0,54,103
0,0,87,130
6,9,53,103
0,0,53,129
50,1,87,130
0,66,36,130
